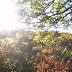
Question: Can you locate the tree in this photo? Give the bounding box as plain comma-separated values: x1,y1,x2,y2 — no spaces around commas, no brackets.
17,0,72,30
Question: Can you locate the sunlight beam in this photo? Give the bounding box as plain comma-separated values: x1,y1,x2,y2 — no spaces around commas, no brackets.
0,0,23,31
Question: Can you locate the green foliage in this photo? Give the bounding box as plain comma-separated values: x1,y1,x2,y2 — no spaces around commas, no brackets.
33,31,64,47
0,30,72,72
17,0,72,29
15,32,23,39
1,38,14,45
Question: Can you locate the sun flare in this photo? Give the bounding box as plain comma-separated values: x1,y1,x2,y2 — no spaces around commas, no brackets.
0,0,22,31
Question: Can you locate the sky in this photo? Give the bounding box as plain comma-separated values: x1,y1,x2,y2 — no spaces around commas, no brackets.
0,0,72,33
0,0,25,31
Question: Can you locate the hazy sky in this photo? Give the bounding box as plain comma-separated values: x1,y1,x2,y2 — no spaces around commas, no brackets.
0,0,72,33
0,0,24,31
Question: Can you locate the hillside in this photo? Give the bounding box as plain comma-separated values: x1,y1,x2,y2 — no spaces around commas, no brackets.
0,30,72,72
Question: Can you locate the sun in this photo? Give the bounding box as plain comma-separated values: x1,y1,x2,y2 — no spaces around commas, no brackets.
0,0,22,31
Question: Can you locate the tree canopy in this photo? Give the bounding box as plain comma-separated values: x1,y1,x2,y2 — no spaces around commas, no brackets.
17,0,72,30
0,29,72,72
